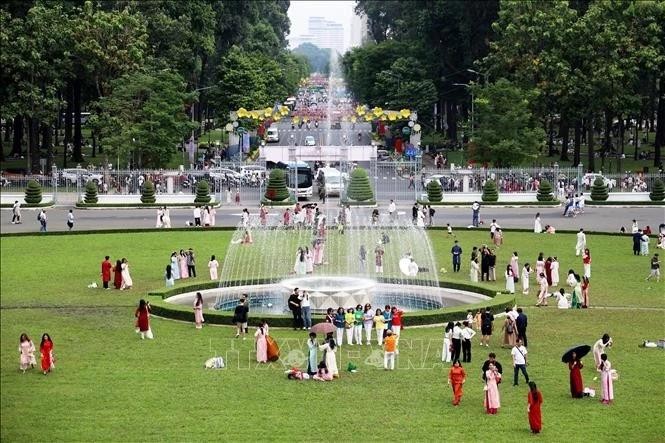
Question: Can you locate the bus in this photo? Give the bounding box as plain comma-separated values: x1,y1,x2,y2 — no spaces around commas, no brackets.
276,161,313,199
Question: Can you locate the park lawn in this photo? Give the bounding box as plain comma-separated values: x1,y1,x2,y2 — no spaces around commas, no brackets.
1,230,664,442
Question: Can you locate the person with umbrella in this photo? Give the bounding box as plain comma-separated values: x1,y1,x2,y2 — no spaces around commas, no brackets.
562,344,591,398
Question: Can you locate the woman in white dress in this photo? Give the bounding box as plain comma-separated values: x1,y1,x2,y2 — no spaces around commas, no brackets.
416,209,425,228
162,207,171,228
210,206,216,226
510,252,519,282
505,265,515,294
441,322,453,363
170,252,180,280
294,248,307,275
550,257,560,286
318,335,339,378
593,334,613,367
208,255,219,280
469,258,480,282
155,208,163,228
535,253,545,283
305,247,314,274
202,206,212,227
534,213,542,233
120,258,133,290
521,264,532,295
536,273,549,306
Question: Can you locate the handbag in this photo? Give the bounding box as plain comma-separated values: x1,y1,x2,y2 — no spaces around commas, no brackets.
266,335,280,362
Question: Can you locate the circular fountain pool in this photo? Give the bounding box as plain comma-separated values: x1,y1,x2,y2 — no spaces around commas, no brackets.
164,277,490,315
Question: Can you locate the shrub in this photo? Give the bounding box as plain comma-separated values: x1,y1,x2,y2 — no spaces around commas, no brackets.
264,168,290,201
194,180,211,204
590,177,609,201
141,180,156,204
24,179,42,204
481,180,498,202
536,179,554,201
346,167,374,201
84,181,98,204
426,179,443,202
649,178,665,201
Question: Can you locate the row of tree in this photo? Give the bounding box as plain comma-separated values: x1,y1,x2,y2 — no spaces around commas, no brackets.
343,0,664,168
1,0,309,171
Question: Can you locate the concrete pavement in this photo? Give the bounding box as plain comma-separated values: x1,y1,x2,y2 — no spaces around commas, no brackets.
2,202,663,234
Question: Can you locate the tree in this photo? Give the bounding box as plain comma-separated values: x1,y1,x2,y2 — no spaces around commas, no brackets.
481,179,498,202
536,180,554,202
264,168,289,201
84,180,98,204
292,43,331,73
649,179,664,201
97,69,197,169
24,179,42,204
346,167,374,202
427,179,443,202
141,180,156,204
194,180,211,204
470,79,544,167
590,177,609,201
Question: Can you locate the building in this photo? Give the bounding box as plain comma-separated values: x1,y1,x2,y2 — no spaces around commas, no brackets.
350,12,369,47
292,16,345,55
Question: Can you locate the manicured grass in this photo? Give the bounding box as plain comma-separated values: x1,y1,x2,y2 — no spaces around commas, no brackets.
1,230,664,441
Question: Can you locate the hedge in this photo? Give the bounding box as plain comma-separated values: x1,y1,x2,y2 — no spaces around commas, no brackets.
259,198,296,206
146,279,515,327
0,201,54,208
416,200,561,206
340,199,377,207
75,202,219,208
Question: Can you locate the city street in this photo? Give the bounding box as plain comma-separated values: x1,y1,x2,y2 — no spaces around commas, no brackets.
2,203,663,234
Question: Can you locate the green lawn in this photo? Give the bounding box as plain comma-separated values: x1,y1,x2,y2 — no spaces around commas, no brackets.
1,230,664,441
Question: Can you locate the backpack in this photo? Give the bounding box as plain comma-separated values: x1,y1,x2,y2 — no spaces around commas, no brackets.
506,320,514,334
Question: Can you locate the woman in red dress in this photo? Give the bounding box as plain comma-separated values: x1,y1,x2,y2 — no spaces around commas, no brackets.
135,299,153,339
544,257,553,286
527,381,543,434
569,353,584,398
39,333,54,375
113,260,123,289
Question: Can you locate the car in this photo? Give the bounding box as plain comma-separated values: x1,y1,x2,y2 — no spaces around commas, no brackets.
61,168,103,185
208,167,242,181
266,127,279,143
377,149,391,161
583,173,616,190
424,174,451,188
305,136,316,146
239,165,266,179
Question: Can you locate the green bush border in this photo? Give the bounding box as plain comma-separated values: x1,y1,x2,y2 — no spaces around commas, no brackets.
75,202,220,208
260,198,296,206
340,199,377,207
146,279,515,327
416,200,560,206
0,201,55,208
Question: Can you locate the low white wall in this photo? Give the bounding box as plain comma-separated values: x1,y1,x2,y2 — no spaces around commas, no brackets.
420,192,654,203
1,194,54,205
604,192,651,202
79,194,217,204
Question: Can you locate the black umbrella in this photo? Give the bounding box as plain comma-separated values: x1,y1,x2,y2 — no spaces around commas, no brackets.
561,344,591,363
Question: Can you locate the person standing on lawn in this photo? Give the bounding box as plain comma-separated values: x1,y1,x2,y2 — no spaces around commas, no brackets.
575,228,587,256
451,240,462,273
448,359,467,406
511,339,530,386
39,333,54,375
632,229,642,255
232,298,249,339
569,352,585,398
527,382,543,434
484,362,502,414
480,307,494,347
100,256,112,289
461,321,476,362
516,308,528,347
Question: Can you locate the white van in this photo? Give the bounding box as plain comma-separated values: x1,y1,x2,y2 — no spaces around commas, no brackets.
266,126,279,143
319,167,343,196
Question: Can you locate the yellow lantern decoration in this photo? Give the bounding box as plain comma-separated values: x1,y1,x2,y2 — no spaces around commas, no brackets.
379,114,387,121
351,116,357,123
400,109,411,118
356,105,365,116
388,112,397,121
273,115,281,121
250,111,260,120
237,108,248,118
372,107,383,117
364,114,373,121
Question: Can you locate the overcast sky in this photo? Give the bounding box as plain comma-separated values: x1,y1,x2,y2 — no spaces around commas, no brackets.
287,0,356,49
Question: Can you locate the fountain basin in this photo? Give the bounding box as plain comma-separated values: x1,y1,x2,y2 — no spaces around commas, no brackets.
164,282,490,315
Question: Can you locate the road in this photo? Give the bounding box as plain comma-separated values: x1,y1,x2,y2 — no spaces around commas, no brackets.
2,203,663,234
269,121,373,148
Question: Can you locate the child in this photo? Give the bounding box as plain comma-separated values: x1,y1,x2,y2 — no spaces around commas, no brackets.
384,330,397,370
447,223,454,236
474,310,482,333
313,362,332,381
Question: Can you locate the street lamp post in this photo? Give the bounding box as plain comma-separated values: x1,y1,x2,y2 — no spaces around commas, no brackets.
467,69,489,86
453,83,474,141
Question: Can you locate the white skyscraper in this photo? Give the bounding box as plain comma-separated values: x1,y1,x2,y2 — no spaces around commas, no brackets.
350,12,369,47
292,16,345,55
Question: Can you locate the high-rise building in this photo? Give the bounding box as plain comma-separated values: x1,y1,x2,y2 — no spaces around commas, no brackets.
291,16,345,54
350,12,369,47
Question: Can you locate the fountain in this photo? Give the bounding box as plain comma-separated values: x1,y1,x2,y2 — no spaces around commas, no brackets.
164,59,490,317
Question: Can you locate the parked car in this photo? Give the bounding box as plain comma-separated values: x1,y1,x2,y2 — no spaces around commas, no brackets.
266,126,279,143
208,167,242,182
61,168,103,185
424,174,451,188
305,135,316,146
583,173,616,189
377,149,391,161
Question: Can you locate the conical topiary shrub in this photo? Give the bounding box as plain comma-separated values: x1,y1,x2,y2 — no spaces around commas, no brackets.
649,178,665,201
346,167,374,202
264,168,290,201
24,179,42,204
141,180,156,204
481,180,499,202
590,177,609,201
84,180,98,204
536,180,554,201
427,179,443,202
194,180,211,204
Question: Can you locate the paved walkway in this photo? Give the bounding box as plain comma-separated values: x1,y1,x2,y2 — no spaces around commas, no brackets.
2,203,663,234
